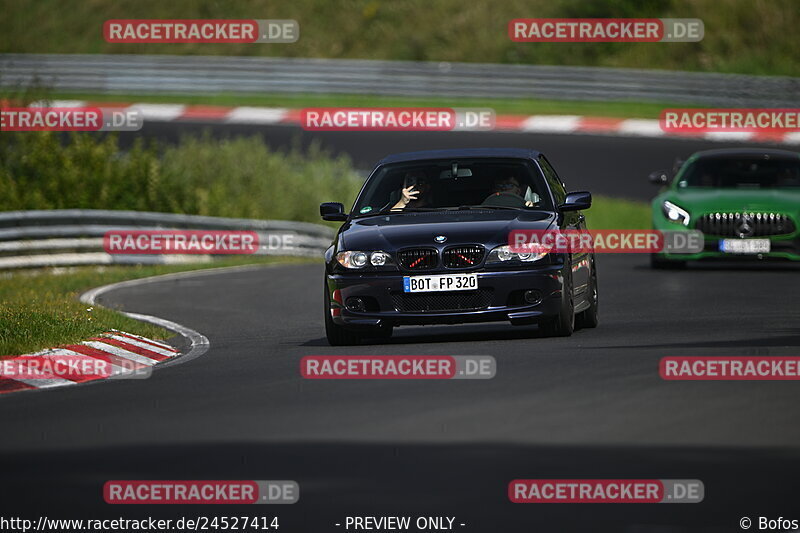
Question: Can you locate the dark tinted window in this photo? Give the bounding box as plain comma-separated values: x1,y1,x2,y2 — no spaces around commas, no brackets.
352,158,554,215
678,156,800,189
538,156,567,205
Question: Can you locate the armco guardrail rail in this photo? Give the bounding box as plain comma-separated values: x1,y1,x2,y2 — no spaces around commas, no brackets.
0,209,334,269
1,53,799,106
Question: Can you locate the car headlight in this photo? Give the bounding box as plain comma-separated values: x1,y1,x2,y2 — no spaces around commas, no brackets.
369,251,389,266
336,250,394,269
486,244,551,264
662,200,691,226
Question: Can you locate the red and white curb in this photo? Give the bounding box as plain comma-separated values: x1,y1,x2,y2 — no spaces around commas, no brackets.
31,99,800,145
0,330,179,394
0,266,225,396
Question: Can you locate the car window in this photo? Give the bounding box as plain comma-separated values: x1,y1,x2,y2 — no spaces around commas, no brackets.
678,157,800,189
352,158,554,215
538,156,567,205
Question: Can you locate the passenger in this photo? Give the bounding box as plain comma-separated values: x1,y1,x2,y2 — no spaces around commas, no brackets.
391,170,434,210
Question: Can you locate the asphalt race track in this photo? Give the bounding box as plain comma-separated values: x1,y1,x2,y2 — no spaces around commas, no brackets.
1,126,799,532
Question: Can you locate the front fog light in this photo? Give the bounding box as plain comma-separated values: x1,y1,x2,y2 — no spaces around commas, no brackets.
345,297,366,312
524,289,542,304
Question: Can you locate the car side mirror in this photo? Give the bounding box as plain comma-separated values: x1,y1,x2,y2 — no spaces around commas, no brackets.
320,202,348,221
559,191,592,212
648,170,670,185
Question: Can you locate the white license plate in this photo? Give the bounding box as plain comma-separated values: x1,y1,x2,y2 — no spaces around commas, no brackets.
403,274,478,293
719,239,771,254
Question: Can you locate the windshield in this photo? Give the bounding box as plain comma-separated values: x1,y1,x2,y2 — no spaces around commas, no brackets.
352,158,553,215
678,156,800,189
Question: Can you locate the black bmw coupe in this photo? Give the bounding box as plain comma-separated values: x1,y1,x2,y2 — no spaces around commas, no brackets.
320,148,598,345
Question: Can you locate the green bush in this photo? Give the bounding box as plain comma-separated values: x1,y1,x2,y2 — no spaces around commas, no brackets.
0,131,648,229
0,132,362,222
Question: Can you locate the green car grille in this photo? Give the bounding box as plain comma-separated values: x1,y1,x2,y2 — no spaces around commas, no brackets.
695,212,796,237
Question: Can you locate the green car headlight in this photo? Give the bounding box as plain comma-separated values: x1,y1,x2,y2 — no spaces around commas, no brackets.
662,201,691,226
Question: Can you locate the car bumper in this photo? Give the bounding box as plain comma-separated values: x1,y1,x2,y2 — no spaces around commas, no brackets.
651,215,800,262
653,237,800,262
327,266,565,328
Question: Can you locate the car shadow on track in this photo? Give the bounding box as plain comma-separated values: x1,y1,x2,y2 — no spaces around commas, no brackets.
301,323,596,347
592,331,800,350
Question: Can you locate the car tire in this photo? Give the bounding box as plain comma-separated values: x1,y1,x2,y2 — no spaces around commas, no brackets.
576,259,599,329
539,265,574,337
650,253,686,269
324,284,363,346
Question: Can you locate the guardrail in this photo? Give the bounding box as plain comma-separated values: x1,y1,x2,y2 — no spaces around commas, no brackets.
0,209,334,269
2,53,799,106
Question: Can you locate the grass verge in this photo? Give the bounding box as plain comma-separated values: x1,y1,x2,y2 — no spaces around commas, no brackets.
587,196,651,229
0,256,315,357
21,91,676,119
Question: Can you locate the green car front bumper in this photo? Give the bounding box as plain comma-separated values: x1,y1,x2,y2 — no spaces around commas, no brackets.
651,219,800,262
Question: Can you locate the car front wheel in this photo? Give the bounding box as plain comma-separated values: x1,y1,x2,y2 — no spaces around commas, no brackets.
576,259,599,329
539,267,574,337
324,283,363,346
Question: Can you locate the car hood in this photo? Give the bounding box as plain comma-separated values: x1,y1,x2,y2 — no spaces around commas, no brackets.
339,210,556,251
666,188,800,215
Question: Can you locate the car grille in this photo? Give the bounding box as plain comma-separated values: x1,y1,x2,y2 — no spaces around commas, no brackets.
391,289,493,313
442,245,485,268
397,248,438,270
695,212,796,237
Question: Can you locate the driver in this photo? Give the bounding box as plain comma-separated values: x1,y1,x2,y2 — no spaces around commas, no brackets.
493,176,524,196
483,176,535,207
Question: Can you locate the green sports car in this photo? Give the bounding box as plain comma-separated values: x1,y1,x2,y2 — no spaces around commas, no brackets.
650,148,800,268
